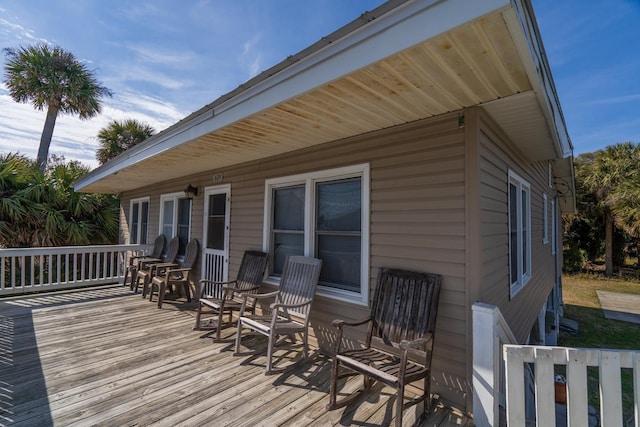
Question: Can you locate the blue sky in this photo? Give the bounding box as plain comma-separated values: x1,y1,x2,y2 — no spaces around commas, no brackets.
1,1,639,168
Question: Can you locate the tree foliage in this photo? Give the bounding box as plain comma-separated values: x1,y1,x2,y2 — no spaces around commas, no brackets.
3,44,112,171
0,153,119,248
96,119,155,164
564,142,640,273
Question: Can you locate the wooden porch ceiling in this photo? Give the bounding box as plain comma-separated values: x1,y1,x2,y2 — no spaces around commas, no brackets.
78,4,560,194
0,286,472,426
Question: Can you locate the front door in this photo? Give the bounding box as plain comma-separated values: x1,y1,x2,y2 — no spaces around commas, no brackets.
201,185,230,282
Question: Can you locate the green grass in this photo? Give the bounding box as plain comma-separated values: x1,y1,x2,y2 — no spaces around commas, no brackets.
559,273,640,422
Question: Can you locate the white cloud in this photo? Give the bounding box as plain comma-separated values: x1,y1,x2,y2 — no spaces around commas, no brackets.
0,88,187,169
127,44,198,66
0,17,49,45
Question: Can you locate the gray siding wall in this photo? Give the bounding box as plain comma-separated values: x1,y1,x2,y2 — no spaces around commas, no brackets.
120,111,469,408
477,110,558,342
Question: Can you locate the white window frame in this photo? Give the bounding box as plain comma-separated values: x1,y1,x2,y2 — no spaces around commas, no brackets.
263,164,370,305
542,193,549,244
159,192,192,257
509,170,531,297
129,197,150,244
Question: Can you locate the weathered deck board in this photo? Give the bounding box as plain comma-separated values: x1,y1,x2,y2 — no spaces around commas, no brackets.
0,285,472,426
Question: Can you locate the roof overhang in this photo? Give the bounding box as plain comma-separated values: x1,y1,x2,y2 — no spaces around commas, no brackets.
75,0,574,211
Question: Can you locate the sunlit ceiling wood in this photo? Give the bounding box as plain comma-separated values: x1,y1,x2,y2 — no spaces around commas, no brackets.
81,10,534,194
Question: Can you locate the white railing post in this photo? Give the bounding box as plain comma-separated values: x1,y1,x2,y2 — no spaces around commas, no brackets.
472,302,519,427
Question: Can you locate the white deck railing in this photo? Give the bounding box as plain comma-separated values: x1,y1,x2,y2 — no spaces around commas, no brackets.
504,344,640,427
0,244,148,295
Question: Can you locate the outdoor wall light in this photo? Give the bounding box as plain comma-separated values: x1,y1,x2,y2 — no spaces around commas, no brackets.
184,184,198,199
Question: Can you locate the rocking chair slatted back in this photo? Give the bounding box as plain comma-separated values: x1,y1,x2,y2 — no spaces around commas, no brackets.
276,256,323,319
371,268,441,346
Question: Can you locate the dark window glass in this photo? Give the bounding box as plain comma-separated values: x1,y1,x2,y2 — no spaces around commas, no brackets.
272,185,304,275
207,193,226,250
316,178,361,291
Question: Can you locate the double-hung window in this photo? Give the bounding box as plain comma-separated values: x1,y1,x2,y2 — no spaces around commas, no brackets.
129,197,149,244
159,192,192,257
509,171,531,297
265,164,370,305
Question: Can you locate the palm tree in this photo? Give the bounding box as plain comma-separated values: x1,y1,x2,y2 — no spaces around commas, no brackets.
96,119,155,164
580,142,640,275
0,153,119,248
2,44,112,172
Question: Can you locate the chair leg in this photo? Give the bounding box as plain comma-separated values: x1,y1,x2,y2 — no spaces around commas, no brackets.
183,283,191,302
234,319,244,355
123,267,129,287
266,330,275,373
215,308,225,340
194,302,203,330
129,267,138,290
395,385,405,427
142,275,151,298
303,328,309,359
157,282,165,308
327,356,339,409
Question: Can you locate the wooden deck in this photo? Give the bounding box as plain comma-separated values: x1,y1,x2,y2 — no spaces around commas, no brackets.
0,285,473,426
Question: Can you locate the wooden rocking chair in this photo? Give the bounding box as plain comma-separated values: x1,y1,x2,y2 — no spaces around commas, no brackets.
148,238,199,308
194,250,269,339
327,268,442,427
234,256,322,374
134,236,180,297
124,234,165,290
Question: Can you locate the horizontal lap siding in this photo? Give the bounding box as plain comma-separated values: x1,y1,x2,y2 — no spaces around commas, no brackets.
119,113,468,407
478,112,557,342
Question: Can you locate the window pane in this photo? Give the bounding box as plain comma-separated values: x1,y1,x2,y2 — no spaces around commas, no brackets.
509,183,518,284
131,203,139,244
140,202,149,244
317,179,361,231
162,200,175,249
273,233,304,276
207,194,226,250
274,186,304,231
317,235,361,292
522,189,530,276
177,198,191,255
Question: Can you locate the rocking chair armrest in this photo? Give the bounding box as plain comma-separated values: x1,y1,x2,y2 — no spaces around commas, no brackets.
164,267,192,276
240,290,279,300
154,262,179,270
331,316,372,330
270,298,312,310
197,279,236,298
238,290,279,316
199,279,237,286
399,333,433,351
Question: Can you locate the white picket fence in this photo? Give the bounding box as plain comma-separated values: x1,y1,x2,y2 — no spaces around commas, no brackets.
0,244,148,295
504,344,640,427
473,302,640,426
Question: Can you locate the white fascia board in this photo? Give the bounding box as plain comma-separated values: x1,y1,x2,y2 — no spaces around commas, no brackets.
76,0,510,191
503,0,573,160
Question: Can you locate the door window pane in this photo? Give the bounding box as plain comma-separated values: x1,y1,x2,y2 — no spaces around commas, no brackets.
207,193,226,250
